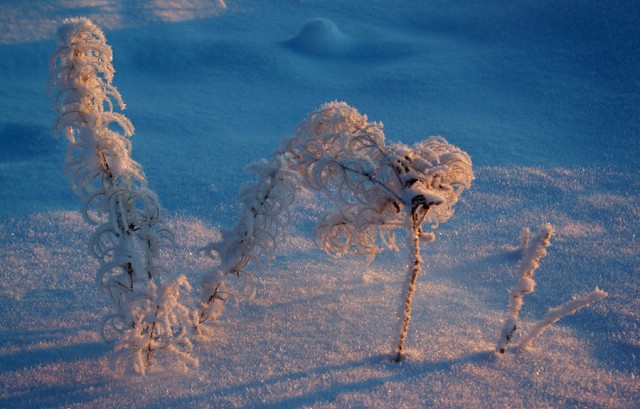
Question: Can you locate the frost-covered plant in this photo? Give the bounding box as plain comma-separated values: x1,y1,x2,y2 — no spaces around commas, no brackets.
282,102,473,361
203,102,473,361
49,17,197,374
496,224,554,354
199,154,299,328
114,275,198,374
518,287,607,350
496,224,607,354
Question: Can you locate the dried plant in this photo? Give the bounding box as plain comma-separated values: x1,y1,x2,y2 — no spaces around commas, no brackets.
496,224,607,355
201,102,473,361
283,102,473,361
518,287,607,350
496,224,554,354
49,17,197,374
198,154,299,329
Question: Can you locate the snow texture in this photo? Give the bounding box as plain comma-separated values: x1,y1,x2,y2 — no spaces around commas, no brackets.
0,0,638,407
285,18,354,58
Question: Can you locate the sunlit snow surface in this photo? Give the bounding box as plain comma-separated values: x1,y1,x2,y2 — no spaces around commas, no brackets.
0,0,638,407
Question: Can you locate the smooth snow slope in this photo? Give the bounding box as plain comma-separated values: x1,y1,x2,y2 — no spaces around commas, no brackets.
1,0,639,218
0,0,638,408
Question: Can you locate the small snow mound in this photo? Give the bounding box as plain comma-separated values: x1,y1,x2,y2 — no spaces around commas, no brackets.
287,18,353,57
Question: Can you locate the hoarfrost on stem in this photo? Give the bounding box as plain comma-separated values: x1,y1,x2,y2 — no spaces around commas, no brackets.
49,17,197,374
496,225,607,355
281,102,473,361
496,224,554,354
518,287,608,350
198,153,299,328
201,101,473,360
282,102,473,263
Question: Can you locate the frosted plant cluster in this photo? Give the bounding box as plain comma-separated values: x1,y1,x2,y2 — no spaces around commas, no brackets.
200,102,474,361
49,17,197,374
48,18,607,375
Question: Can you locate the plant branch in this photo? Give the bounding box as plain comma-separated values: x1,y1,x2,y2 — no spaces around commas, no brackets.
395,205,426,362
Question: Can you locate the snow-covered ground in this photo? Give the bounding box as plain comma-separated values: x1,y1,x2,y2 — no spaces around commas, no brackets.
1,1,638,407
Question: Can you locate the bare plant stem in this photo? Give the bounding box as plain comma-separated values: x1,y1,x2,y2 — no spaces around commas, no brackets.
395,208,423,362
145,304,160,366
200,281,223,324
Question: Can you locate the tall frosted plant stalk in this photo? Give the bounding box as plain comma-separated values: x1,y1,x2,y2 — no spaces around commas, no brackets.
282,102,473,361
395,207,426,362
49,17,196,374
